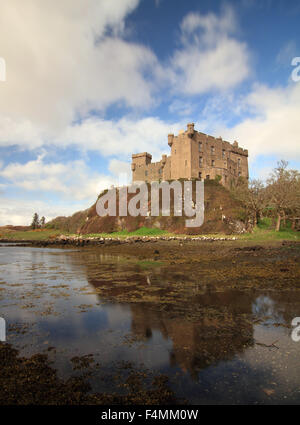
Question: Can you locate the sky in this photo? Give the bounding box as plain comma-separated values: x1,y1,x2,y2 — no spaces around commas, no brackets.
0,0,299,225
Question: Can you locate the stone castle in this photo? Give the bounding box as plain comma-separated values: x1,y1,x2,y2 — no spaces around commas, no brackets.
131,123,248,188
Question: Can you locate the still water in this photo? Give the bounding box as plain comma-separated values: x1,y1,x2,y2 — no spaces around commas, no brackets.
0,245,300,404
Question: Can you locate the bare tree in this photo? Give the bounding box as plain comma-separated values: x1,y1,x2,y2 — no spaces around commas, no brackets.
232,178,267,225
267,161,300,231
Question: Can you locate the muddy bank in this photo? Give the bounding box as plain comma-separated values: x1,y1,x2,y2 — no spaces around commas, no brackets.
1,238,299,291
82,241,300,293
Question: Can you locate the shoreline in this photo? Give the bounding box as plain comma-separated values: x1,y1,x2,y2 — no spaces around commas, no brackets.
0,235,299,249
0,234,239,247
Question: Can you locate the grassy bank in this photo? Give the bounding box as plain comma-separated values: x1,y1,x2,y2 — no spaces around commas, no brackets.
0,223,299,242
83,227,169,238
0,229,64,241
240,218,300,242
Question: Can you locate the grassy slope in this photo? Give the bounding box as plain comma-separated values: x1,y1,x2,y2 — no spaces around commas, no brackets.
0,229,64,240
78,180,246,235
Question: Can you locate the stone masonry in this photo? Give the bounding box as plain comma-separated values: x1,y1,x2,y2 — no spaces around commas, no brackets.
131,123,248,188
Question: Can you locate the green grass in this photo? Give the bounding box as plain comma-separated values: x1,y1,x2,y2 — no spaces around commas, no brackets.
257,217,273,230
136,260,164,269
240,224,300,242
1,223,299,243
0,229,65,241
84,227,169,238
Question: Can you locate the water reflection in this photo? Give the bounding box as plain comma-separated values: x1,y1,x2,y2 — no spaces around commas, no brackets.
1,245,300,404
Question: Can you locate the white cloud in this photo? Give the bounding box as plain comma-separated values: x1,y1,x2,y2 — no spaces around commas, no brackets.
0,114,181,158
168,6,251,95
0,3,250,156
0,0,162,135
0,115,181,158
276,41,298,67
108,159,131,186
57,116,182,159
0,154,116,201
218,82,300,161
0,197,85,226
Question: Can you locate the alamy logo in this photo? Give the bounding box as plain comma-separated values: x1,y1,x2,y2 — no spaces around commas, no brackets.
291,317,300,342
0,317,6,342
291,57,300,82
0,57,6,82
96,180,205,228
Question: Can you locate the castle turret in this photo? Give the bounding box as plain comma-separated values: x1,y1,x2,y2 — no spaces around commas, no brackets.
187,123,195,138
168,134,174,147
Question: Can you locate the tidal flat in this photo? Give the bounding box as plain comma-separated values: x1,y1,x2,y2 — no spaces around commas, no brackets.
0,240,300,405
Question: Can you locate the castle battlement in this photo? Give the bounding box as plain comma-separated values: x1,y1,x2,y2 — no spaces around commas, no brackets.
132,123,249,187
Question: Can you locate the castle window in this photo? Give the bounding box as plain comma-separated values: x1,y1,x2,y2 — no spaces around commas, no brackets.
206,175,210,180
199,142,202,152
222,149,226,158
238,158,241,167
199,157,203,167
212,160,215,167
199,172,202,180
159,168,162,174
238,171,241,177
211,146,215,155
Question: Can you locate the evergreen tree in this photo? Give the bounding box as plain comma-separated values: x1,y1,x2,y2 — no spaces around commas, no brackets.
31,213,40,229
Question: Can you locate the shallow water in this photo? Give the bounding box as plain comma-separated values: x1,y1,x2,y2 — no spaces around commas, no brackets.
0,245,300,404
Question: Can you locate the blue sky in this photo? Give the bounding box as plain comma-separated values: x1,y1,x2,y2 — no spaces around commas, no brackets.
0,0,299,225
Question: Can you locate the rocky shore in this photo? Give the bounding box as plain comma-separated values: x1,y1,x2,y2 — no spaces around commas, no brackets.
0,234,238,247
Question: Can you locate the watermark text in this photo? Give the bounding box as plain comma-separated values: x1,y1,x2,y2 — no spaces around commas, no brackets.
291,57,300,82
291,317,300,342
0,317,6,342
0,57,6,82
96,180,205,228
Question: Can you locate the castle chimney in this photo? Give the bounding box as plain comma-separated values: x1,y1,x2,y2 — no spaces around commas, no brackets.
168,134,174,147
187,123,195,138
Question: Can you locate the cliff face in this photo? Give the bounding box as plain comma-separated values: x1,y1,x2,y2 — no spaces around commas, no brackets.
47,180,247,235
